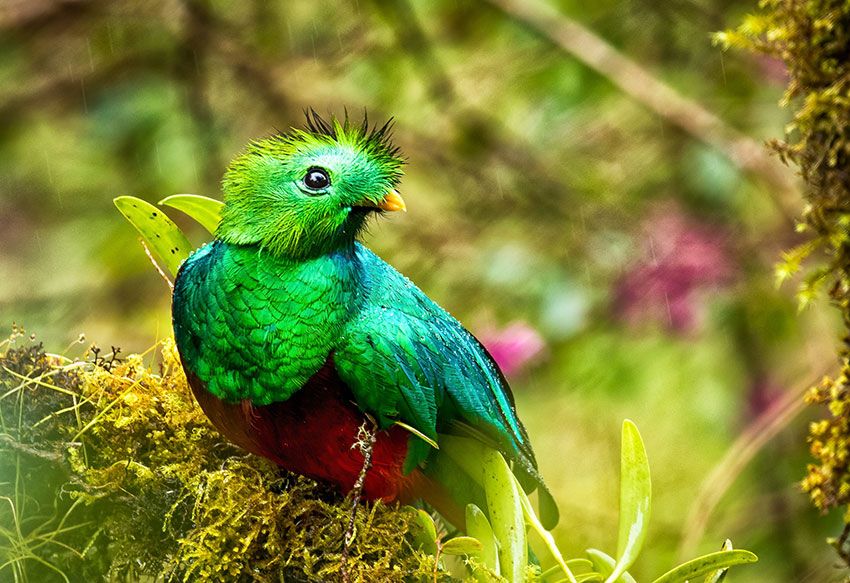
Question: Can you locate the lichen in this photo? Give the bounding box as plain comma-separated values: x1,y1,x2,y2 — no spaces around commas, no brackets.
0,329,442,581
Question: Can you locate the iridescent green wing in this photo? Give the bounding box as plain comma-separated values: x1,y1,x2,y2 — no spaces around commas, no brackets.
334,245,535,472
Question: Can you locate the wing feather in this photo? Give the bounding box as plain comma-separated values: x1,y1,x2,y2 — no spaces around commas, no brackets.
334,245,535,471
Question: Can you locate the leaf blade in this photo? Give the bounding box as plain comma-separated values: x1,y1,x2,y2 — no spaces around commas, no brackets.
158,194,223,234
514,474,577,583
440,436,527,581
481,448,527,581
465,504,499,575
587,549,636,583
606,420,651,583
441,536,483,556
650,550,757,583
114,196,192,276
408,508,438,555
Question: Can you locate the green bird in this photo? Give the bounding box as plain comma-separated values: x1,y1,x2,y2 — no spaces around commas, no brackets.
171,112,558,530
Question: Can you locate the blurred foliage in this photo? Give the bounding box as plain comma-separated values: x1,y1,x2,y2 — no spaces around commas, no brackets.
0,0,846,580
718,0,850,569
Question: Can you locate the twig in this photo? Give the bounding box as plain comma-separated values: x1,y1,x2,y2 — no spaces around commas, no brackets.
484,0,799,223
0,0,93,31
0,434,64,464
141,240,173,290
341,419,377,583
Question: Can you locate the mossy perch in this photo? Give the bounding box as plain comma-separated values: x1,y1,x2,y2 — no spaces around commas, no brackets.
0,331,442,582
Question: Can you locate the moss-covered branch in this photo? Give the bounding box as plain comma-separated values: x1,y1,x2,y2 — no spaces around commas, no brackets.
0,332,436,582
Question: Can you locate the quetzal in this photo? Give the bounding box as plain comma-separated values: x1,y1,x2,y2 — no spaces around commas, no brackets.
171,113,558,531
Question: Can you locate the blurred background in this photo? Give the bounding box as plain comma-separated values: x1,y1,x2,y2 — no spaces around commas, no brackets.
0,0,843,580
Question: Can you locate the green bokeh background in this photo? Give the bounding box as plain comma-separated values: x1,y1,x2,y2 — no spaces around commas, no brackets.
0,0,843,580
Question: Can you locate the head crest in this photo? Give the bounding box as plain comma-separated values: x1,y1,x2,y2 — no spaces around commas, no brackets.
300,108,403,164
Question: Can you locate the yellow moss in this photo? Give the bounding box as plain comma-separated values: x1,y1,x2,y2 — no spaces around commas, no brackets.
0,335,448,582
723,0,850,539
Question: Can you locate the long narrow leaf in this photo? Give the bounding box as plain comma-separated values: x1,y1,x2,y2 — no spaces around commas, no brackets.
650,550,757,583
441,536,483,556
466,504,499,576
586,549,636,583
553,575,604,583
114,196,192,276
514,475,577,583
703,540,733,583
158,194,223,234
440,436,526,581
482,448,527,581
606,420,651,583
541,559,594,580
571,575,604,583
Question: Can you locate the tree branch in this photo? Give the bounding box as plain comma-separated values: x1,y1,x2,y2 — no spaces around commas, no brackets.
485,0,799,222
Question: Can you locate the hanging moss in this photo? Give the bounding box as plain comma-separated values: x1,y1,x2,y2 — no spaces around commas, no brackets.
718,0,850,564
0,329,443,582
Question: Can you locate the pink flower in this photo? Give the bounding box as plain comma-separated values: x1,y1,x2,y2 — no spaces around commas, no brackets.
614,205,736,333
479,321,547,377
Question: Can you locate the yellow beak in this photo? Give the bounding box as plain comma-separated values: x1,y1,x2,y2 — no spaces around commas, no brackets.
376,189,407,212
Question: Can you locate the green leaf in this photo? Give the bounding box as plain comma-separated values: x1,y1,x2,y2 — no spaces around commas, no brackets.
514,475,577,583
541,559,594,580
703,565,728,583
440,436,526,582
606,420,651,583
574,575,604,583
114,196,192,277
408,508,438,555
551,575,603,583
586,549,636,583
565,559,595,572
466,504,499,576
441,536,483,556
158,194,223,234
650,550,757,583
481,448,527,582
703,540,733,583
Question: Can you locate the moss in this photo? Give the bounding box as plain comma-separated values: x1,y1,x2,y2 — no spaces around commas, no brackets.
719,0,850,564
0,330,442,582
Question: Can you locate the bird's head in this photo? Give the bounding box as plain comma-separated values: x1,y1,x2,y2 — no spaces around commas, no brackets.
217,111,405,259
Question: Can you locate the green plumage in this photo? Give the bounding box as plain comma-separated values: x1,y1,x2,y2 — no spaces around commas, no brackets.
171,112,558,529
174,240,531,469
175,242,356,404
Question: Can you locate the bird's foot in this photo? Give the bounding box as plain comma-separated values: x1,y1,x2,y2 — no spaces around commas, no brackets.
340,418,378,583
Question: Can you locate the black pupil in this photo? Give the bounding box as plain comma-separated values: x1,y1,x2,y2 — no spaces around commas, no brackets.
305,168,329,189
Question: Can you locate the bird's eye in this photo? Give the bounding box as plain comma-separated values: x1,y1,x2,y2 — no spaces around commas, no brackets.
303,167,330,191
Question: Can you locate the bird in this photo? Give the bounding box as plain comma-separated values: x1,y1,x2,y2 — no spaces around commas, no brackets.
171,111,558,531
